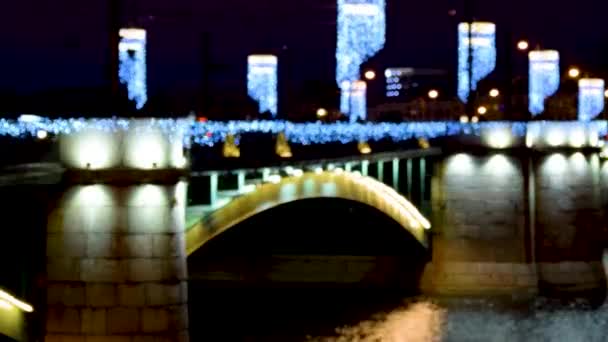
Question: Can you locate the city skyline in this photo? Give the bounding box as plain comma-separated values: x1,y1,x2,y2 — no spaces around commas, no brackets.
0,0,607,100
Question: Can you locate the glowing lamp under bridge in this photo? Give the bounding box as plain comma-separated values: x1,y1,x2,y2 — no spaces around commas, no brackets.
59,118,190,170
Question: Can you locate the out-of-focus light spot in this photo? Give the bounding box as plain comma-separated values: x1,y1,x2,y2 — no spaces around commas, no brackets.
268,174,282,184
570,152,587,171
36,130,48,140
447,153,475,175
517,40,529,51
477,106,488,115
471,116,479,123
546,130,566,147
542,153,568,174
483,154,516,176
316,108,328,118
428,89,439,99
568,67,581,79
489,88,500,98
364,70,376,80
569,130,586,148
459,115,469,123
486,129,512,149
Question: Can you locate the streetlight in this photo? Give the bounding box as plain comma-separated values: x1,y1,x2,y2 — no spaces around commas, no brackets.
605,89,608,98
459,115,469,123
316,108,328,118
568,67,581,79
477,106,488,115
428,89,439,99
489,89,500,98
364,70,376,80
517,40,529,51
471,116,479,123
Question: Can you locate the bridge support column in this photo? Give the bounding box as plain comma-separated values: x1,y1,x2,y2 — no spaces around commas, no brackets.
376,161,384,182
344,162,353,172
406,159,413,198
392,158,399,189
45,183,189,341
361,160,369,177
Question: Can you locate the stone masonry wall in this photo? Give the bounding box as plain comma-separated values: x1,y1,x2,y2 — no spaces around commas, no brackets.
45,184,189,342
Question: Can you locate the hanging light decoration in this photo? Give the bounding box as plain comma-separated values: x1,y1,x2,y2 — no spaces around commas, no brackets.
222,134,241,158
529,50,560,116
336,0,386,117
118,28,147,110
275,132,293,158
457,22,496,103
578,78,605,122
247,55,278,117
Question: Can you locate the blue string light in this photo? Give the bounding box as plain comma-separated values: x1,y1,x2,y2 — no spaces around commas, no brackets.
529,50,560,116
247,55,278,117
457,22,496,103
3,117,607,149
336,0,386,118
578,79,605,122
118,28,147,110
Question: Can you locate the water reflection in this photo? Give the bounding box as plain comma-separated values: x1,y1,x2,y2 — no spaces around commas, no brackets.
308,299,608,342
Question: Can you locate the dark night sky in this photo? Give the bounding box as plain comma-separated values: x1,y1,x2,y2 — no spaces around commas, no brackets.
1,0,607,95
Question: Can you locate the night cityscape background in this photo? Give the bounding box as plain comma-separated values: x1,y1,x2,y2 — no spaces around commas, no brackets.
1,0,607,118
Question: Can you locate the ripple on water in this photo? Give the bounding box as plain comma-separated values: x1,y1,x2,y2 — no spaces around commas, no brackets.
307,299,608,342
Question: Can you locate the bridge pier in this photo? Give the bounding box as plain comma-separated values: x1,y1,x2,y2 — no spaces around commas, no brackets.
45,183,189,341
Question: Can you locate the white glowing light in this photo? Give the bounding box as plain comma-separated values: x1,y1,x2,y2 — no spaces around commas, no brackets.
119,28,147,110
459,115,469,123
0,289,33,313
569,129,587,148
458,22,497,103
529,50,560,115
477,106,488,115
546,129,566,147
36,130,48,140
337,0,385,119
247,55,278,117
489,88,500,98
484,128,512,149
578,78,605,122
428,90,439,99
471,116,479,123
517,40,529,51
568,67,581,79
364,70,376,80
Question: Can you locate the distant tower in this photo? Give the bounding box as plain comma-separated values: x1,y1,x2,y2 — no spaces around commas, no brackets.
247,55,278,117
118,28,147,110
457,22,496,103
528,50,560,116
578,79,605,122
336,0,385,120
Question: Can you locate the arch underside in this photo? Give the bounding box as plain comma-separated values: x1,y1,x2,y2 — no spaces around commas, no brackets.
186,171,430,256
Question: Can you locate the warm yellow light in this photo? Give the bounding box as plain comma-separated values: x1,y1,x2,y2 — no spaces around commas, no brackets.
0,290,33,313
247,55,278,65
471,116,479,123
364,70,376,80
428,89,439,99
119,28,146,40
316,108,328,118
489,89,500,98
459,115,469,123
358,141,372,154
568,67,581,79
517,40,529,51
477,106,488,115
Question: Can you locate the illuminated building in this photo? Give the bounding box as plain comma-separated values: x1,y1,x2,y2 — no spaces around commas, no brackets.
529,50,560,116
118,28,147,110
336,0,386,118
457,22,496,103
578,78,605,122
247,55,278,117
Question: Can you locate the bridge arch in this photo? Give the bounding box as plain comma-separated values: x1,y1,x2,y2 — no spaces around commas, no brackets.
186,171,431,256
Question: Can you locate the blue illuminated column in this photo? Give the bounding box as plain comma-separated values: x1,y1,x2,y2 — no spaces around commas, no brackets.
118,28,147,110
578,78,605,122
529,50,560,116
247,55,278,117
457,22,496,103
336,0,386,118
